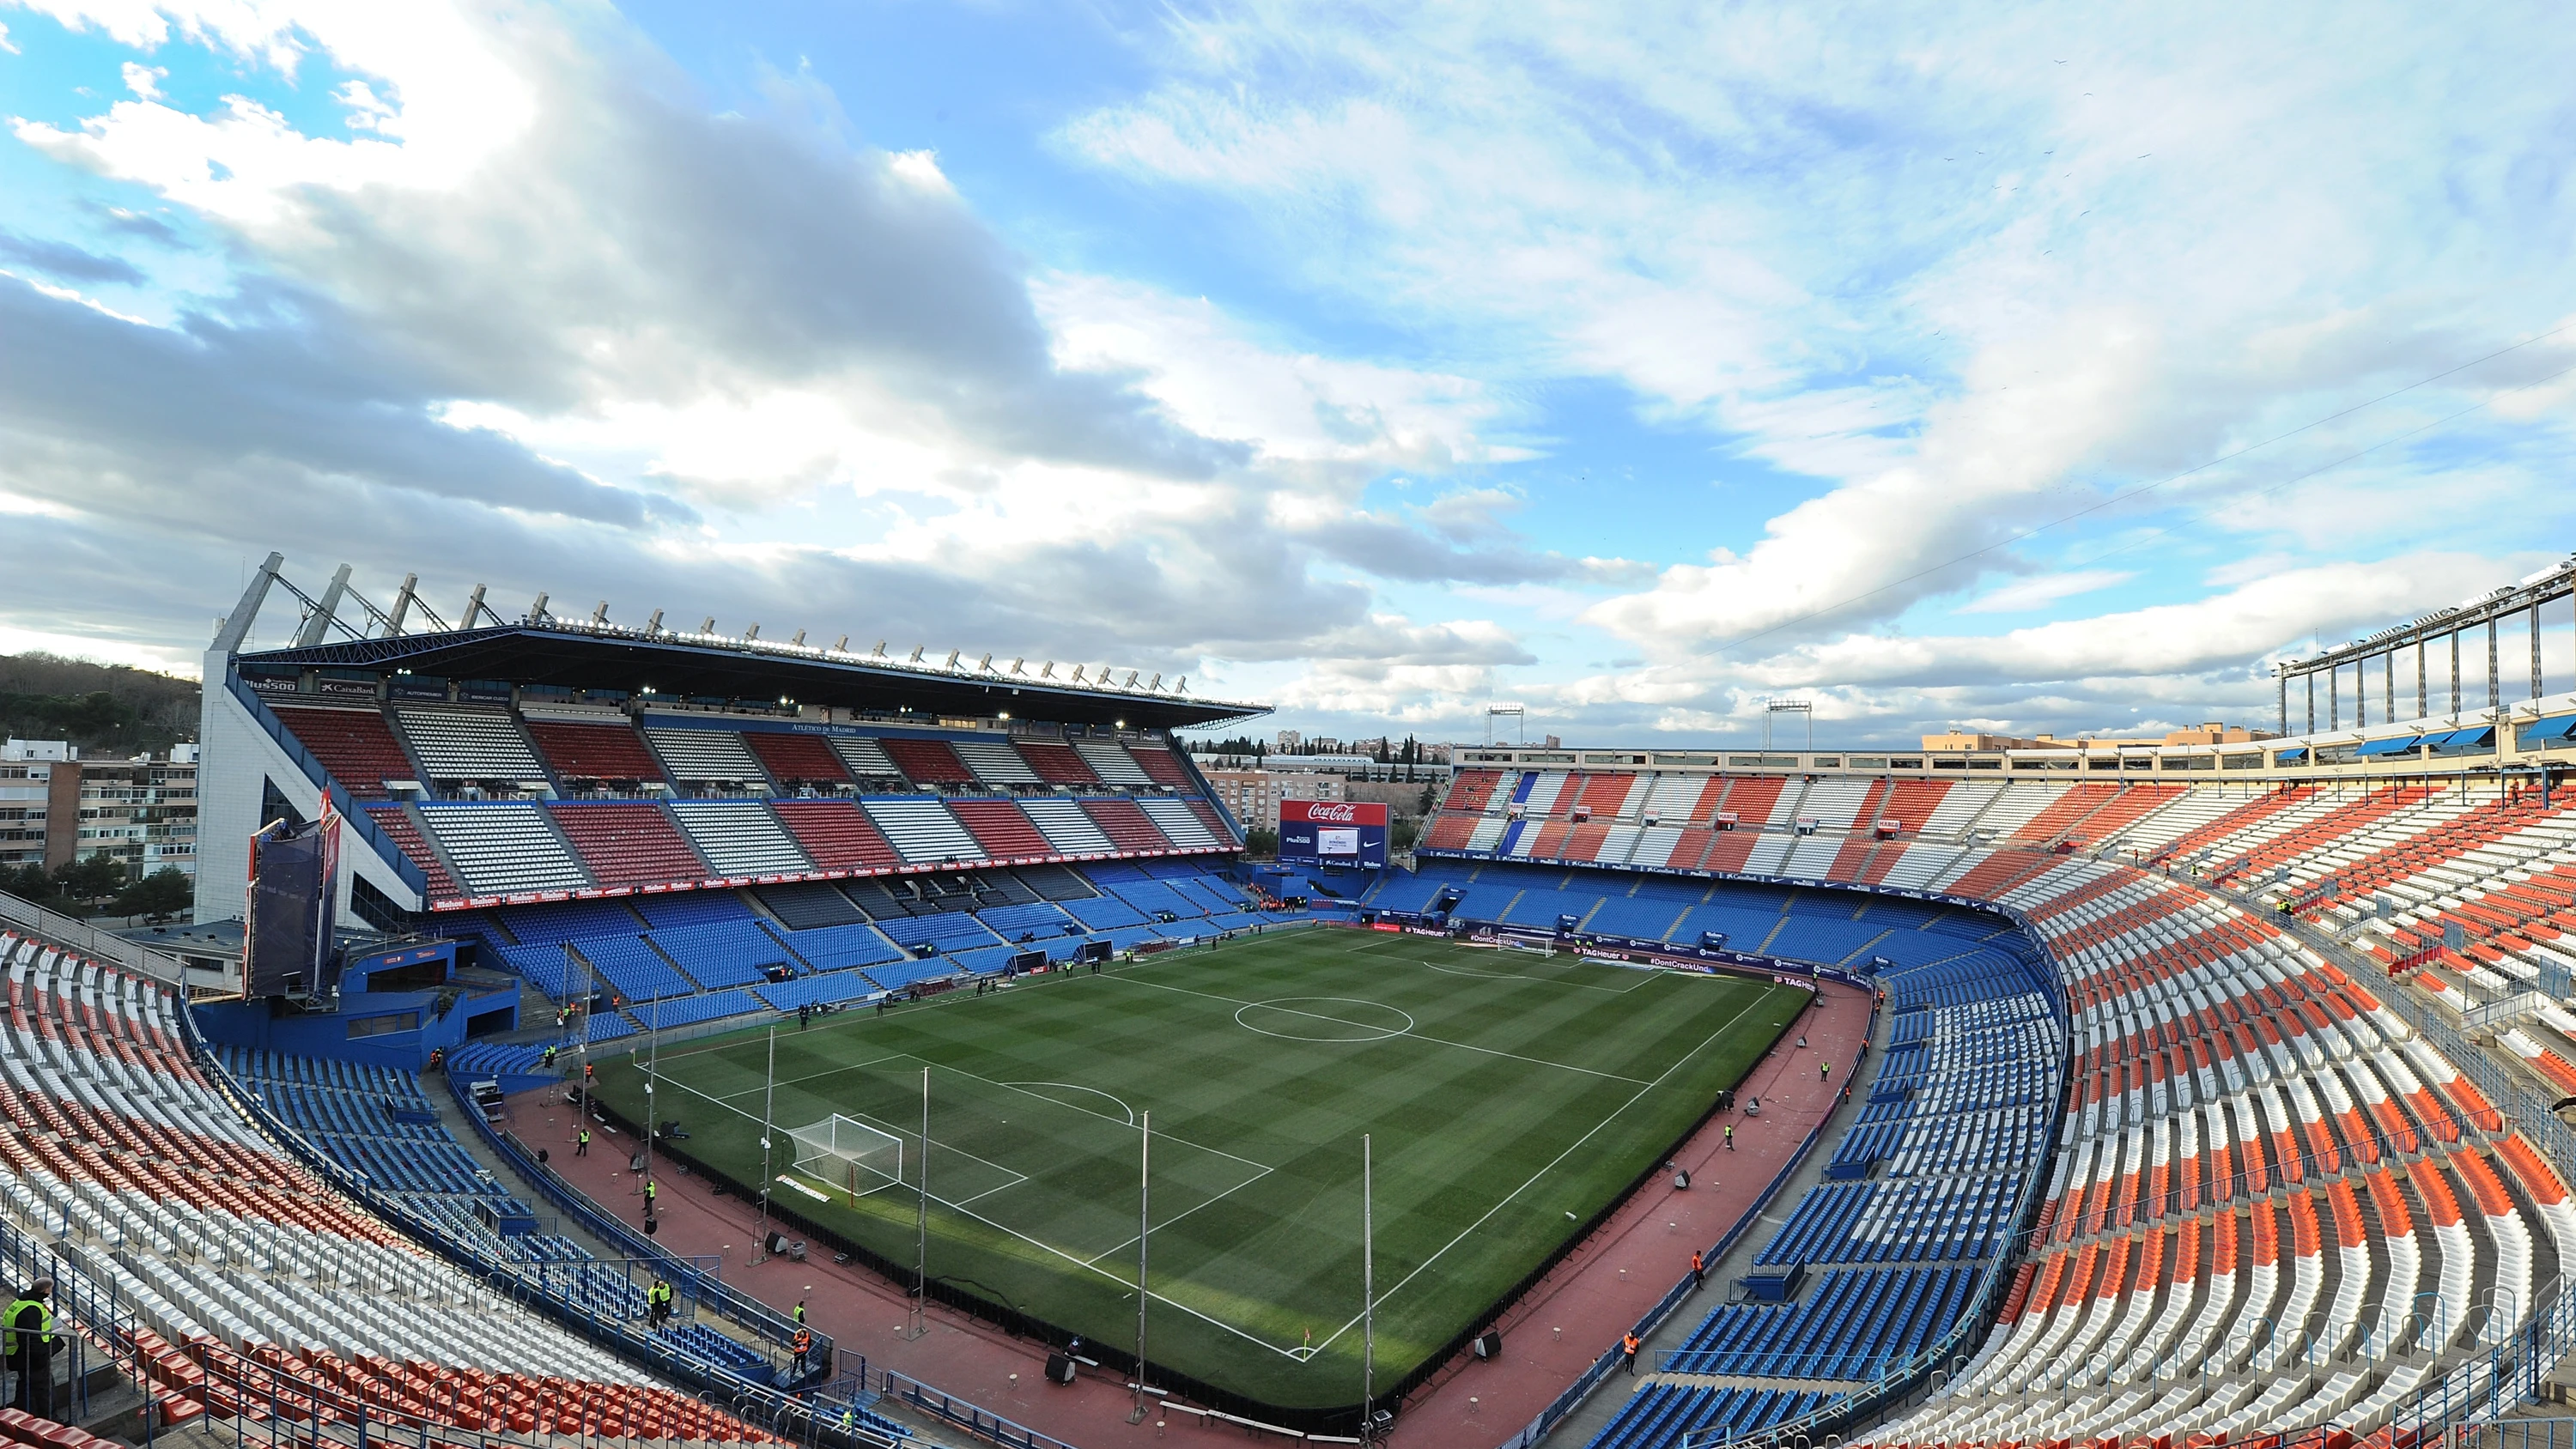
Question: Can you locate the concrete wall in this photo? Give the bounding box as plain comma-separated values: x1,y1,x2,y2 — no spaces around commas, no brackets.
193,654,423,926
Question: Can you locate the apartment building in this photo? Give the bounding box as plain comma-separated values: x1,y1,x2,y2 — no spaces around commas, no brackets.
1200,767,1346,827
0,741,198,877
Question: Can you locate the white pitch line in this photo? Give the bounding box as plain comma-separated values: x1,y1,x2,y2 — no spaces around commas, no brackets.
1082,1164,1278,1266
1303,985,1782,1356
1104,972,1655,1085
640,1049,1310,1357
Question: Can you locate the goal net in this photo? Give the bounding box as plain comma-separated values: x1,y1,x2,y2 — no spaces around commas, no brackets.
787,1115,904,1201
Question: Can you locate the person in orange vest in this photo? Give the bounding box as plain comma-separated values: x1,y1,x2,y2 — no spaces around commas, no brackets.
790,1327,814,1377
1690,1250,1704,1288
1621,1332,1640,1374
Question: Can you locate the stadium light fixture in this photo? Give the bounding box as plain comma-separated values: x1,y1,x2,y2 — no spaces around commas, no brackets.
998,712,1011,721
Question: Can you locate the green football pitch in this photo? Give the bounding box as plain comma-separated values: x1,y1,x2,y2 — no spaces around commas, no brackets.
589,927,1805,1408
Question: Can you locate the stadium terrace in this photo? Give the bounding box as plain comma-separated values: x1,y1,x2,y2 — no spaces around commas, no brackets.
0,554,2570,1449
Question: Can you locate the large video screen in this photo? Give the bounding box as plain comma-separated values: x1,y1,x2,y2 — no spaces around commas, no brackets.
1278,798,1389,869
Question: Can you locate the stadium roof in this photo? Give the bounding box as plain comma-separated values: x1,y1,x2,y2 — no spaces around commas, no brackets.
234,623,1266,730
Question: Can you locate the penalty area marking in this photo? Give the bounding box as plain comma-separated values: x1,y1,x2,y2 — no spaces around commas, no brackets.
1001,1082,1136,1125
1413,955,1656,994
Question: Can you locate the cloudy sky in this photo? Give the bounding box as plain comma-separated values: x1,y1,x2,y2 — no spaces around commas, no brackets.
3,2,2573,748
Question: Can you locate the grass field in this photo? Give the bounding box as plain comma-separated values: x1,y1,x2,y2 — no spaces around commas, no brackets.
589,926,1804,1408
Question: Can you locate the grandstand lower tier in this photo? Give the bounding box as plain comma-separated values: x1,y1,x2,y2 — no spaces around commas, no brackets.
455,858,1297,1034
0,927,851,1447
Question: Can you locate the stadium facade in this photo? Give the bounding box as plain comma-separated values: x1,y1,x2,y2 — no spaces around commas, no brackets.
192,553,1267,932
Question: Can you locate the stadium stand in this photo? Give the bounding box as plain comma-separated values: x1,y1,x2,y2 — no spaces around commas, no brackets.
757,880,870,928
951,737,1041,786
742,731,852,788
880,737,977,786
947,797,1054,858
550,801,710,888
772,919,906,971
828,735,906,784
418,803,592,897
642,727,770,786
365,804,459,899
770,798,902,870
1075,740,1155,787
1017,737,1103,785
1083,797,1173,852
271,705,417,797
1126,742,1194,788
0,931,787,1445
393,706,550,785
526,714,670,788
643,920,790,989
863,798,984,863
670,800,815,877
1139,797,1224,851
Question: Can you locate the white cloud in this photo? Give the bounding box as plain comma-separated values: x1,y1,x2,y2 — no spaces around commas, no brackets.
1957,568,2135,614
0,622,198,676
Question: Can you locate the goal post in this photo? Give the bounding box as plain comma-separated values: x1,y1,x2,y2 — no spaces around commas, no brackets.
787,1115,904,1202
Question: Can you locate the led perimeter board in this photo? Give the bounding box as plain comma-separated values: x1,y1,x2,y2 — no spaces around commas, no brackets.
1278,798,1388,869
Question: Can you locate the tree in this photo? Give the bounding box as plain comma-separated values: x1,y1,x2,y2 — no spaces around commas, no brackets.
1390,816,1421,852
1243,826,1279,858
0,863,48,903
53,854,130,910
114,866,192,920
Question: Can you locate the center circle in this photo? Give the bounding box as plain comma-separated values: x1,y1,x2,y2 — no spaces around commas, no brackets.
1233,997,1417,1043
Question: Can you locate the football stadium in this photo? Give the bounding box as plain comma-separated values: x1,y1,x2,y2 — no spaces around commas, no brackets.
0,549,2572,1449
8,9,2576,1449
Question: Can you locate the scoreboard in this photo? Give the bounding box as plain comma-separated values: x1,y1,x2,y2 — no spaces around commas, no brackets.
1278,799,1389,869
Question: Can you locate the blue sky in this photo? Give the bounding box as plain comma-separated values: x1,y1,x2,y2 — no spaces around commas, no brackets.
3,2,2573,748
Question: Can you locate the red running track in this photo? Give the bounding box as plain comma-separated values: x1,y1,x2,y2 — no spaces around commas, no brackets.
518,974,1871,1449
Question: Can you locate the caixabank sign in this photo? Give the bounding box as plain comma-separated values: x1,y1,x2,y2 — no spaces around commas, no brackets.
1278,798,1390,869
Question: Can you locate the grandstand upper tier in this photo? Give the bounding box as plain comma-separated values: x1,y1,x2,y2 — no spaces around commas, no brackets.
192,557,1264,921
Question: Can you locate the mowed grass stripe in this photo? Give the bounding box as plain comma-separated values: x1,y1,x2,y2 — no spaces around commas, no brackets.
592,928,1801,1405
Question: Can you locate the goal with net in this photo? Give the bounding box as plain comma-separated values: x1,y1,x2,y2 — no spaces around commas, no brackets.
787,1115,904,1202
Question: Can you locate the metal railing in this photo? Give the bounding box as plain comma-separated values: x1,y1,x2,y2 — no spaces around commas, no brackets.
0,887,192,988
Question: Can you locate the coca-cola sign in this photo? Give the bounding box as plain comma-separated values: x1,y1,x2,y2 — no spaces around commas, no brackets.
1279,798,1388,827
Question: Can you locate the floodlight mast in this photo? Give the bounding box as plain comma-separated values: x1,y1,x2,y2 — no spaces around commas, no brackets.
908,1066,929,1340
1131,1112,1152,1423
1363,1132,1376,1443
1761,697,1814,752
751,1025,776,1264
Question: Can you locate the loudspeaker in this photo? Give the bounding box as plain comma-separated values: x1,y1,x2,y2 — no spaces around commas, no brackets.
1472,1331,1502,1360
1045,1354,1077,1385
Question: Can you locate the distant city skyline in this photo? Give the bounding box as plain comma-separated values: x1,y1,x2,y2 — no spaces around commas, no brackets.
3,3,2572,749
